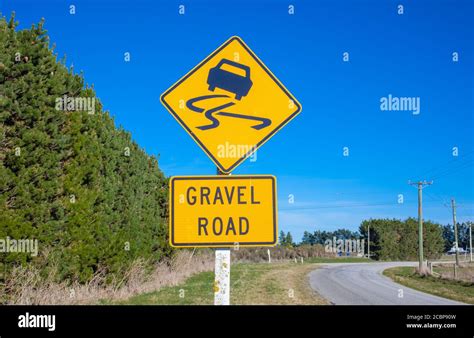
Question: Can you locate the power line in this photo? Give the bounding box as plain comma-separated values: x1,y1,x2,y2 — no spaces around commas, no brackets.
431,159,473,181
416,154,473,210
423,191,472,215
417,150,474,179
423,191,451,210
279,201,405,211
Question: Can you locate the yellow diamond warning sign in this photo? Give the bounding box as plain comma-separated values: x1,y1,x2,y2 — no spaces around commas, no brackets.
160,36,301,173
169,175,277,247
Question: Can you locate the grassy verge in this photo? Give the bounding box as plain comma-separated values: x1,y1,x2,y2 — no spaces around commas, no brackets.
110,262,328,305
433,263,474,283
383,266,474,304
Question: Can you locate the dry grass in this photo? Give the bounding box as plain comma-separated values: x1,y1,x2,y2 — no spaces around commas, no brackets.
117,261,327,305
0,250,214,305
0,246,344,305
434,262,474,283
384,266,474,304
230,262,327,305
231,245,332,262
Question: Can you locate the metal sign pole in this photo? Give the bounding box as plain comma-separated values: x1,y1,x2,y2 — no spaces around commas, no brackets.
214,167,230,305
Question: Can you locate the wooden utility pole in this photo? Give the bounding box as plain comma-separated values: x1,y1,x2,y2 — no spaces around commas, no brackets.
451,199,460,266
469,221,472,263
409,180,433,274
367,224,370,259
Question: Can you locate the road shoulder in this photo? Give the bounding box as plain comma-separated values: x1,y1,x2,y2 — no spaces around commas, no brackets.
109,262,327,305
383,266,473,304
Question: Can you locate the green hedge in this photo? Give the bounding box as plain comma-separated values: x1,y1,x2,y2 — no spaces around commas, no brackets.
0,14,171,283
359,218,444,261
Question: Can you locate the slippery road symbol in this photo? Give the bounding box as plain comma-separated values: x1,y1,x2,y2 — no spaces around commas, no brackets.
160,36,301,174
186,95,271,131
186,59,272,131
208,59,253,100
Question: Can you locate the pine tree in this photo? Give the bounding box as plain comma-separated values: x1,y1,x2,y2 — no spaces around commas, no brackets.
278,231,286,246
0,14,171,283
286,232,294,247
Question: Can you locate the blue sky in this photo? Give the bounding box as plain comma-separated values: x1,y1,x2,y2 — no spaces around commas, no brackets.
2,0,473,241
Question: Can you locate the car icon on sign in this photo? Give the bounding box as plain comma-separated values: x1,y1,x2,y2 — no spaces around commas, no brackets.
207,59,253,100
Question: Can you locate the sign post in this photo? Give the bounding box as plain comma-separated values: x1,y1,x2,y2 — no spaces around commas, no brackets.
214,168,230,306
214,248,230,305
161,36,301,305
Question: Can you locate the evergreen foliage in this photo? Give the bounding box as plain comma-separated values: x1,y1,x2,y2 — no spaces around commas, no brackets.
359,218,444,260
301,228,360,246
0,14,171,283
442,222,472,251
278,231,294,247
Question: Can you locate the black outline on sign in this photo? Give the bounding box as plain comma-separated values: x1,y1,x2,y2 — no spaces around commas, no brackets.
169,175,277,247
160,36,302,173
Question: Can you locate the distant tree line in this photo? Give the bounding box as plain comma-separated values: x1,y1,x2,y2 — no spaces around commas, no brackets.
286,217,468,261
278,231,294,247
442,222,472,251
300,229,360,246
359,218,444,260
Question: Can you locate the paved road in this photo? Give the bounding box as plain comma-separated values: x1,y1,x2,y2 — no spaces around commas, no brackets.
309,262,465,305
